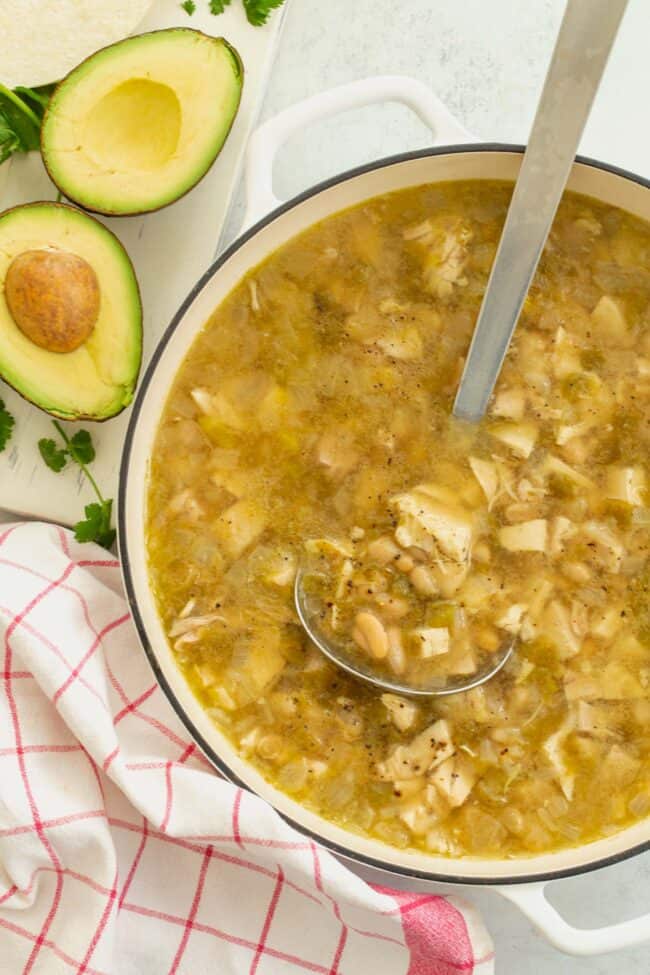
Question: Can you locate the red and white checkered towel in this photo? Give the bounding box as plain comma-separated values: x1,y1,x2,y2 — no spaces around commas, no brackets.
0,521,494,975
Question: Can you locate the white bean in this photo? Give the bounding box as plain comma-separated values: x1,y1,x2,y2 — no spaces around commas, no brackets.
366,536,400,565
409,564,438,596
387,626,406,674
353,612,389,659
373,593,410,620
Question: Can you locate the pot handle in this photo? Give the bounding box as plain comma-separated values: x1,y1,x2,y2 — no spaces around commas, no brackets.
495,881,650,955
242,75,474,230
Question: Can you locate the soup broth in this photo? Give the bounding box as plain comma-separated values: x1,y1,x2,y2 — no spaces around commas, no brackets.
147,180,650,858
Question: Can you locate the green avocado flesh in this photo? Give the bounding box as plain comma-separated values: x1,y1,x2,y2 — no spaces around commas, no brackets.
0,203,142,420
41,29,244,215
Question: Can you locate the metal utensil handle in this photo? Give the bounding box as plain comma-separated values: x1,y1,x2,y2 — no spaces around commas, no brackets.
453,0,629,421
243,75,474,230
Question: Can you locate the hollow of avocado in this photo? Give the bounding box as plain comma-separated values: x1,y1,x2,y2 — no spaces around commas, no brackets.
0,202,142,420
41,28,244,216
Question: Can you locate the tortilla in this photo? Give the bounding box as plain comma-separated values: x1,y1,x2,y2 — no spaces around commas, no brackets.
0,0,155,88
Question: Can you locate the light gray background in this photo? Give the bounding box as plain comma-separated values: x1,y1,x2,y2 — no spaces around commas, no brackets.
234,1,650,972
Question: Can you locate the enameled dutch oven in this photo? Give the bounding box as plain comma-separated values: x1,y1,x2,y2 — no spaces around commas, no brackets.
118,77,650,955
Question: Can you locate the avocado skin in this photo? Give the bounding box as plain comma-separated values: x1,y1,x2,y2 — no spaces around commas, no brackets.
3,376,136,423
41,29,245,217
0,202,142,421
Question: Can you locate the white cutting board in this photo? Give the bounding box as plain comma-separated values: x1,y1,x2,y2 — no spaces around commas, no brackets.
0,0,288,525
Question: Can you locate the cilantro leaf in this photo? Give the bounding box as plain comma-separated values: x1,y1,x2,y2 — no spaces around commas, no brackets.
74,501,116,549
38,421,115,550
0,398,15,452
0,83,52,165
0,114,21,166
68,429,96,466
242,0,285,25
38,437,68,472
208,0,284,23
181,0,196,11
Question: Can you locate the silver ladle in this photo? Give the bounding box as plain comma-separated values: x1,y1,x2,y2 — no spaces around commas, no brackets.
295,0,629,696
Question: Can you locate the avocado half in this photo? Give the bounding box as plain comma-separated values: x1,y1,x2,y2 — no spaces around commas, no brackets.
41,29,243,216
0,203,142,420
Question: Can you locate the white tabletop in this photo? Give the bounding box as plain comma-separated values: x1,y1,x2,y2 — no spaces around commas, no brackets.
244,1,650,972
4,1,650,970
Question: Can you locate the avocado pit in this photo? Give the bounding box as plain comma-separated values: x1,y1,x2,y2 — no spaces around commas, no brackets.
5,247,100,353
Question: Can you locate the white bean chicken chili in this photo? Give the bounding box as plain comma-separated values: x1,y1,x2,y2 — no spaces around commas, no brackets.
148,180,650,858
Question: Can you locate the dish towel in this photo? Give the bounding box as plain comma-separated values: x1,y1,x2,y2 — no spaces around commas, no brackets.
0,521,494,975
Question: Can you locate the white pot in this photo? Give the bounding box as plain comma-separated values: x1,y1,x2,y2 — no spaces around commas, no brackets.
118,76,650,956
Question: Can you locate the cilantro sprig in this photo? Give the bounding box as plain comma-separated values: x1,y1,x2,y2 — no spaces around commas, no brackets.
183,0,285,25
0,398,15,453
0,83,55,166
38,421,115,550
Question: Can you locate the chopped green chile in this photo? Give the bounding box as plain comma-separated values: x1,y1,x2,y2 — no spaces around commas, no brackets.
148,181,650,858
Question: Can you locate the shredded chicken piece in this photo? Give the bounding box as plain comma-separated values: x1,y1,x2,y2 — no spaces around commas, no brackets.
169,612,226,639
429,754,477,808
543,600,583,658
497,604,527,634
543,716,575,800
581,521,625,573
555,420,596,446
381,694,419,732
377,719,454,781
391,489,473,562
424,221,472,297
335,558,354,600
491,388,525,420
178,598,197,619
552,326,583,379
402,218,433,241
214,499,268,560
305,536,354,560
191,388,244,429
173,632,201,651
468,457,499,506
542,454,594,490
404,216,472,298
490,421,538,459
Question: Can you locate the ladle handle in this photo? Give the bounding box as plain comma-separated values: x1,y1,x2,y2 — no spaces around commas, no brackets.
453,0,629,422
